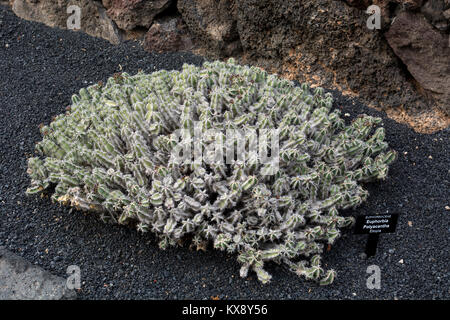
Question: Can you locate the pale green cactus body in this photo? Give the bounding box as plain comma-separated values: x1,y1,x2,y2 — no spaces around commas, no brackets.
26,58,396,285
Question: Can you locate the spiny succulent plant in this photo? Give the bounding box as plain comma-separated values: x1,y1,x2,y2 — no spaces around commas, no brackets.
26,58,396,284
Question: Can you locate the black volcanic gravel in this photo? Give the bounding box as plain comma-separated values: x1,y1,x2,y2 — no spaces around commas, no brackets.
0,5,448,300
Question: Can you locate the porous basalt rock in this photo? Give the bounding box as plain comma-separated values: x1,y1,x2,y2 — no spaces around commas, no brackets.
12,0,121,44
386,10,450,116
102,0,173,30
177,0,241,57
144,14,196,53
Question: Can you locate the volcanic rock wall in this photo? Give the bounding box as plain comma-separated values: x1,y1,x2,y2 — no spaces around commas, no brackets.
6,0,450,132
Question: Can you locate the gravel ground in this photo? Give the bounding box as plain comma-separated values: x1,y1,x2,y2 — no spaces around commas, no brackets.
0,5,449,300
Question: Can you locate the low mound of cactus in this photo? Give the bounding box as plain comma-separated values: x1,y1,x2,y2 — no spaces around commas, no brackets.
26,59,396,284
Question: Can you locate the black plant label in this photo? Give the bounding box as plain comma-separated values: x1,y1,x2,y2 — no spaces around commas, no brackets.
354,213,399,257
354,213,399,234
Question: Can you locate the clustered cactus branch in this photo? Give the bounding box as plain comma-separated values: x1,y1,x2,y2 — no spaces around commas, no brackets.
26,59,396,284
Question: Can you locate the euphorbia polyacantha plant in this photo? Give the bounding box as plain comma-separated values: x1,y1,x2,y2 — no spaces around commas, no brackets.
26,59,396,284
